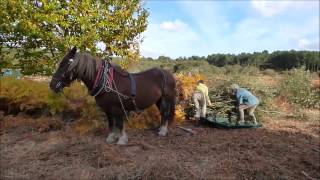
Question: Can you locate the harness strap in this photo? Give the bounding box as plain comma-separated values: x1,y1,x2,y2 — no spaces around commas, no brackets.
160,69,167,96
129,73,142,111
90,59,140,113
93,62,103,88
128,73,136,97
107,65,114,88
90,60,109,96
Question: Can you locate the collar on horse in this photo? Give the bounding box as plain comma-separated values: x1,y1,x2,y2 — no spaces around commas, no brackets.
90,59,137,100
90,60,112,96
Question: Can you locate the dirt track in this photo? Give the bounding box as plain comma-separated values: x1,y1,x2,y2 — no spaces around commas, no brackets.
0,116,319,180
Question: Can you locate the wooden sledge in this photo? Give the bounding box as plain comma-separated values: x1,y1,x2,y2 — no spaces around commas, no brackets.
204,116,262,129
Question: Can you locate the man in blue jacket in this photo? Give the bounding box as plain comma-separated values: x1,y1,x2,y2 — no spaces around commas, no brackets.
231,84,259,125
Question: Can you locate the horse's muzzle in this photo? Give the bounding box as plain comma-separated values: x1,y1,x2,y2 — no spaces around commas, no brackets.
50,78,64,93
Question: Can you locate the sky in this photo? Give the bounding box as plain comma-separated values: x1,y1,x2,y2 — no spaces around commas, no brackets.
140,0,320,58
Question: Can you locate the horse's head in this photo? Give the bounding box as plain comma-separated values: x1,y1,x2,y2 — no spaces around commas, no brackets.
50,46,78,93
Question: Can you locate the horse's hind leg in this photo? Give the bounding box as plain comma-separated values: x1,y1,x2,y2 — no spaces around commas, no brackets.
158,119,168,136
157,97,175,136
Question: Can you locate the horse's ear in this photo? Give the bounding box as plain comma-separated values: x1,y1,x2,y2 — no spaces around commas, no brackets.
70,46,77,57
68,57,79,72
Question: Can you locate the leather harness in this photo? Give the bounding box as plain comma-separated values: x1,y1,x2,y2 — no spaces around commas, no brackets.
90,59,138,110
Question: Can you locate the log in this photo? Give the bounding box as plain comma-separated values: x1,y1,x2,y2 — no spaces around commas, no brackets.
301,171,317,180
176,126,195,135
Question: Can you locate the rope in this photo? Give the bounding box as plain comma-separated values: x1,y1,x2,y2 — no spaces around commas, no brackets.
91,61,108,97
111,76,130,121
91,60,130,121
91,61,129,99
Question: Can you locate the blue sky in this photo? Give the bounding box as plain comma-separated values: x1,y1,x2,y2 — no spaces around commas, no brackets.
140,0,320,58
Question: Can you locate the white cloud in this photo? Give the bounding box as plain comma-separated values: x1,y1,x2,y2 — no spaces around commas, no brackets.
227,17,319,53
141,1,319,58
251,1,291,17
251,1,316,17
140,19,200,58
298,38,310,49
160,20,186,31
298,38,319,51
179,1,230,38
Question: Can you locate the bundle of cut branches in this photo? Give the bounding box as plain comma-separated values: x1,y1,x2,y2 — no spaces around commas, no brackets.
207,87,237,118
184,87,238,119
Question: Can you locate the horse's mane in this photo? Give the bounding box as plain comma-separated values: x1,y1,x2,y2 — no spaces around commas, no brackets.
71,53,97,82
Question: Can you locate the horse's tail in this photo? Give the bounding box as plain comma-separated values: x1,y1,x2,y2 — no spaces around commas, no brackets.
159,69,176,126
160,69,167,95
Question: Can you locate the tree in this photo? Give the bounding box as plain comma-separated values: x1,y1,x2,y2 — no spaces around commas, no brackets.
267,51,300,70
157,55,172,61
0,0,148,74
304,51,320,71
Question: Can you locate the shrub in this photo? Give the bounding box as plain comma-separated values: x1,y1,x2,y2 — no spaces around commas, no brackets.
0,77,105,133
0,77,49,113
127,105,161,129
225,64,242,74
174,105,185,124
173,61,210,74
175,72,205,120
240,66,260,76
175,72,205,102
280,69,320,108
1,77,186,131
262,69,277,76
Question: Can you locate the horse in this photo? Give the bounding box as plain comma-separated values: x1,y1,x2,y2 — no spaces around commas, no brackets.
50,47,176,145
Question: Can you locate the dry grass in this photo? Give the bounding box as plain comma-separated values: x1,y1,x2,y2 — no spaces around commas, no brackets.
1,115,63,133
0,114,319,180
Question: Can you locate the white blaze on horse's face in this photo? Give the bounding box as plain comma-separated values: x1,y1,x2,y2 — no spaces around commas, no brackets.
69,58,74,63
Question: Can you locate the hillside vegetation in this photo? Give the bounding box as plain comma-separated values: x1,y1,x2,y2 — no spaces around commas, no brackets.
1,63,319,180
1,61,319,134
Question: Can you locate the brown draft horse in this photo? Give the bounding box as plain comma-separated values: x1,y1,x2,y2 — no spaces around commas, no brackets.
50,47,176,145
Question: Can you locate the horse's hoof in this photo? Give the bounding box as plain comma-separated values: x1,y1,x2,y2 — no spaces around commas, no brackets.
158,126,168,136
158,130,167,136
106,134,117,144
117,137,128,145
106,137,116,144
116,132,128,145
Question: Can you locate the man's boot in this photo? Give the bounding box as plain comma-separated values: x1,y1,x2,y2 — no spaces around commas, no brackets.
200,117,206,125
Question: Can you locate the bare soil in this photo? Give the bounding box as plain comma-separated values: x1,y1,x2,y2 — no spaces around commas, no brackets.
0,114,319,180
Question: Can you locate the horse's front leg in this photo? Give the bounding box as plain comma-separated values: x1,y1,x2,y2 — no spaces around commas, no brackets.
106,114,120,144
115,114,128,145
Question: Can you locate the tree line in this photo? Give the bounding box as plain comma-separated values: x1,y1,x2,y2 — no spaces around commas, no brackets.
143,50,320,71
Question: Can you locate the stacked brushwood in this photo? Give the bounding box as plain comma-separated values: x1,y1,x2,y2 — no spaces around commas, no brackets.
207,87,237,119
184,87,238,120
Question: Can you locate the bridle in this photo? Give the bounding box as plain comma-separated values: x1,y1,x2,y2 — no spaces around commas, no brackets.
52,58,76,90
